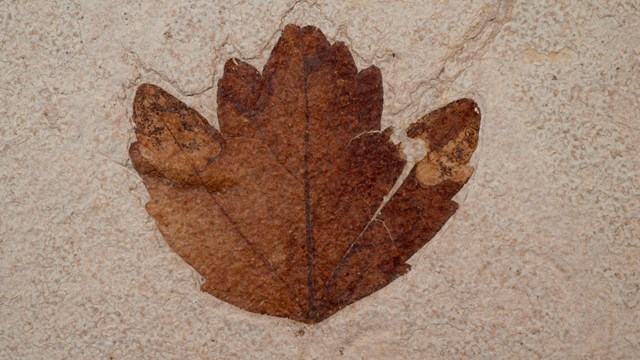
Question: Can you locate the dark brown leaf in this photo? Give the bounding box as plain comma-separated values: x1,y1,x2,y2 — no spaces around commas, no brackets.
129,24,481,323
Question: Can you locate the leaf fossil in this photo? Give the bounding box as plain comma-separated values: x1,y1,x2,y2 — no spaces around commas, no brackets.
129,24,480,323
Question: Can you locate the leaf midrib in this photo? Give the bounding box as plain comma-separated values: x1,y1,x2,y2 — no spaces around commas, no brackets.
303,59,317,319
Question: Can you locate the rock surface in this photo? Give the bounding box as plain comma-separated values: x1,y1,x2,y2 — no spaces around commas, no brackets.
1,1,638,358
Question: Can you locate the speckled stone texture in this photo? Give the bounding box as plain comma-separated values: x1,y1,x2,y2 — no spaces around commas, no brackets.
1,1,638,359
